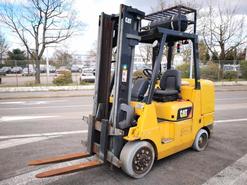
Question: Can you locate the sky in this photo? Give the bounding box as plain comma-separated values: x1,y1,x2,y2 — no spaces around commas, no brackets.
66,0,247,57
62,0,157,57
0,0,246,58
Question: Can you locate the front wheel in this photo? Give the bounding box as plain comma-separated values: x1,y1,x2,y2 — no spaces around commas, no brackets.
120,141,155,178
192,129,209,151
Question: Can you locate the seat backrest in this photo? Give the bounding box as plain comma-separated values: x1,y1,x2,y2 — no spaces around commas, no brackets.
131,78,149,101
160,69,181,91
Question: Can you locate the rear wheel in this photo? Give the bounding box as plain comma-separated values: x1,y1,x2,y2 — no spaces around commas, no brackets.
192,129,209,151
120,141,155,178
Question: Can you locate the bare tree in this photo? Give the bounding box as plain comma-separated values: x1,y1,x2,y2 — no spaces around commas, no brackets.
150,0,167,12
85,42,97,65
151,0,201,13
0,0,84,83
138,44,152,64
0,32,8,63
51,49,74,68
87,49,96,60
201,3,246,62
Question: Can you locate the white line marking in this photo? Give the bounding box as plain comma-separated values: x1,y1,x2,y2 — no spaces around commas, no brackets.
215,118,247,123
27,101,48,105
0,104,92,110
202,153,247,185
0,116,59,122
216,97,247,101
0,130,88,139
0,99,70,104
231,170,247,185
216,103,247,111
0,136,59,150
0,101,25,104
0,101,48,105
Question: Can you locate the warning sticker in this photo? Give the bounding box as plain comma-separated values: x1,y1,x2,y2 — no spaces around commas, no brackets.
122,64,128,82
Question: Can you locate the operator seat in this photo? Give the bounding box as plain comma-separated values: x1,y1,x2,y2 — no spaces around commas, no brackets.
131,78,149,101
153,69,181,102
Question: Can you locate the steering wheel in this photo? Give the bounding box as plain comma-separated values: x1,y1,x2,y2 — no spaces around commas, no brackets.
143,68,152,78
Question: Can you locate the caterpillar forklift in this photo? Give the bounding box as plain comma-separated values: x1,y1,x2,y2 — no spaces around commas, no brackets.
29,4,215,178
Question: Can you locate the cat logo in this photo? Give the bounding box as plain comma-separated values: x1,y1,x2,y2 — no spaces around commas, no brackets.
125,17,132,24
177,107,192,120
180,109,188,118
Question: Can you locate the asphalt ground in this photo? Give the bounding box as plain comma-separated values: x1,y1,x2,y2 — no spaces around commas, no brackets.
0,91,247,185
1,85,247,100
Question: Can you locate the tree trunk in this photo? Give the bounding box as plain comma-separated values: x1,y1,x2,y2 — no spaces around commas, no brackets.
220,46,225,60
35,59,40,84
0,53,2,64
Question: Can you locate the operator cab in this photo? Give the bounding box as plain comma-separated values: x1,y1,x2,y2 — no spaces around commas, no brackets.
130,5,198,104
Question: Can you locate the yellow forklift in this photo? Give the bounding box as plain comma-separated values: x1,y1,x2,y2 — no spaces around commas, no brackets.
29,4,215,178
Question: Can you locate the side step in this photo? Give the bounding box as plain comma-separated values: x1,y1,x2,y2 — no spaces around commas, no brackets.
29,152,90,166
36,159,103,178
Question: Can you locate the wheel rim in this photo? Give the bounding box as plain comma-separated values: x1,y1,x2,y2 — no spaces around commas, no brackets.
132,146,153,174
198,133,208,148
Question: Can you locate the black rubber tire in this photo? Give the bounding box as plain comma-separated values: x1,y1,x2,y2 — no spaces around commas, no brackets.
120,141,155,178
192,129,209,151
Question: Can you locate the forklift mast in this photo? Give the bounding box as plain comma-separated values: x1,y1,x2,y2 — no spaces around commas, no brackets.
91,5,145,157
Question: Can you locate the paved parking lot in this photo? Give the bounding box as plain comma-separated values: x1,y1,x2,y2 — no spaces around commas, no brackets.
0,91,247,185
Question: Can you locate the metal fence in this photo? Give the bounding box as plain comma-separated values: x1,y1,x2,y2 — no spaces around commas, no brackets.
0,60,85,86
0,60,246,87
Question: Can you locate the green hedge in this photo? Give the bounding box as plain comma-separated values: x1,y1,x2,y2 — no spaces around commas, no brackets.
176,63,190,78
53,71,73,86
223,71,238,81
240,61,247,79
201,62,220,81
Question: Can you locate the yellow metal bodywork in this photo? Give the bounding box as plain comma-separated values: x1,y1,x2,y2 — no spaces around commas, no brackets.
125,79,215,160
154,101,193,121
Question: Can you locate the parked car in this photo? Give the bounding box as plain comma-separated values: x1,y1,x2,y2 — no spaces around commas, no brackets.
48,66,56,73
0,66,12,75
22,67,36,76
223,64,239,72
80,72,95,83
223,64,241,77
40,65,46,73
39,65,56,73
82,67,94,74
11,66,23,74
71,65,82,73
